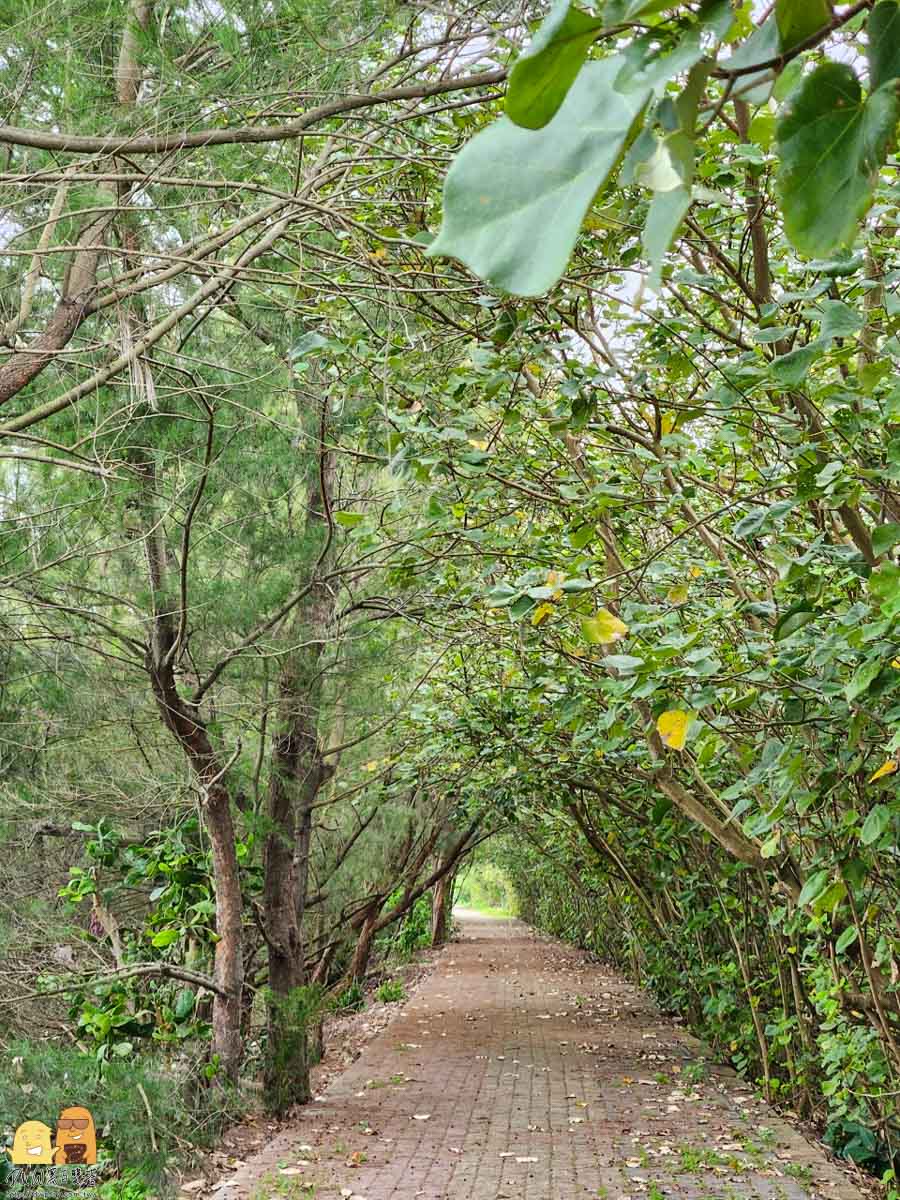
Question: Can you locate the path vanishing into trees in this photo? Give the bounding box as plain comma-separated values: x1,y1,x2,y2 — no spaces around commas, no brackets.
219,913,864,1200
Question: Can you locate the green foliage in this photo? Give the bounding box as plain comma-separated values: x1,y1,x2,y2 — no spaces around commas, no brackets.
5,0,900,1176
0,1041,211,1186
427,58,647,295
456,862,517,915
776,64,899,258
869,1,900,91
55,818,216,1055
332,981,366,1014
97,1175,152,1200
392,895,432,957
374,979,406,1003
505,0,604,129
262,984,325,1113
824,1118,892,1173
775,0,829,52
430,0,900,290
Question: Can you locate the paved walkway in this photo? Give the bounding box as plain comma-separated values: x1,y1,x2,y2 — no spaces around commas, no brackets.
221,912,863,1200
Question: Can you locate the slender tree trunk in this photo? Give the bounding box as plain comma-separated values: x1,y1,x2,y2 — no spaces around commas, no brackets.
349,902,382,982
431,871,454,946
115,0,154,105
146,616,244,1080
138,453,244,1084
262,725,325,1109
114,9,245,1085
261,387,336,1113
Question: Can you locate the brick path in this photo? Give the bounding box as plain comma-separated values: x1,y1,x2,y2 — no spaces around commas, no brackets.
219,912,863,1200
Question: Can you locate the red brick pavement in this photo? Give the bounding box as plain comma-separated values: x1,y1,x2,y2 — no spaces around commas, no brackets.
218,912,864,1200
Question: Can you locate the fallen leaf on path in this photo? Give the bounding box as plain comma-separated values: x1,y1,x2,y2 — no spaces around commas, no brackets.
412,1114,431,1121
278,1169,303,1177
516,1156,538,1163
181,1183,205,1193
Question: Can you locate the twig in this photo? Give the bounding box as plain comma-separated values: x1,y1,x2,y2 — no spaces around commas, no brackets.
136,1083,158,1154
0,962,227,1007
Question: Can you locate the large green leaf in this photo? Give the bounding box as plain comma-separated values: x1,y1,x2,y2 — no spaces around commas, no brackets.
818,299,864,341
721,17,779,105
770,340,824,386
151,928,180,948
872,522,900,555
776,63,899,258
427,59,647,296
846,658,882,702
615,28,706,96
869,1,900,91
861,803,892,845
797,868,830,908
773,601,816,641
605,0,673,22
775,0,830,52
644,185,691,292
506,0,605,130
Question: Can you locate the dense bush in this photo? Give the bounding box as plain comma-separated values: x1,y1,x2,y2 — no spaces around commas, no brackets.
0,1042,222,1188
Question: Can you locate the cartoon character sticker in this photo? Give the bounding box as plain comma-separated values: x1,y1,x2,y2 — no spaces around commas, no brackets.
53,1107,97,1165
10,1121,54,1164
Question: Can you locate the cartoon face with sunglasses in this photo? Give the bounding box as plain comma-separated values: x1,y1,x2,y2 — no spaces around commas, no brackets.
53,1108,97,1165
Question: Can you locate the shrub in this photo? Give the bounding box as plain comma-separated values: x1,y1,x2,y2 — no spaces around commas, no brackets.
331,980,365,1013
375,979,406,1004
0,1040,216,1189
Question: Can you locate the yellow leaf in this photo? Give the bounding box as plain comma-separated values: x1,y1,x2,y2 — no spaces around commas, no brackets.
660,412,676,435
657,709,691,751
468,438,488,450
666,582,690,606
690,565,703,579
868,759,898,783
546,569,563,587
892,658,900,669
364,760,379,772
581,609,628,645
531,603,554,627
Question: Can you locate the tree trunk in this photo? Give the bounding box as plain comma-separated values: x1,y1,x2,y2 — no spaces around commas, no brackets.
431,871,453,946
262,727,323,1110
261,388,336,1114
349,901,382,982
115,0,154,105
136,447,245,1084
263,914,310,1111
147,640,245,1081
204,780,244,1079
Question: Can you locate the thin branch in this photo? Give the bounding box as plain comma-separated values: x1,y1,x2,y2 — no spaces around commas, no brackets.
0,69,506,155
